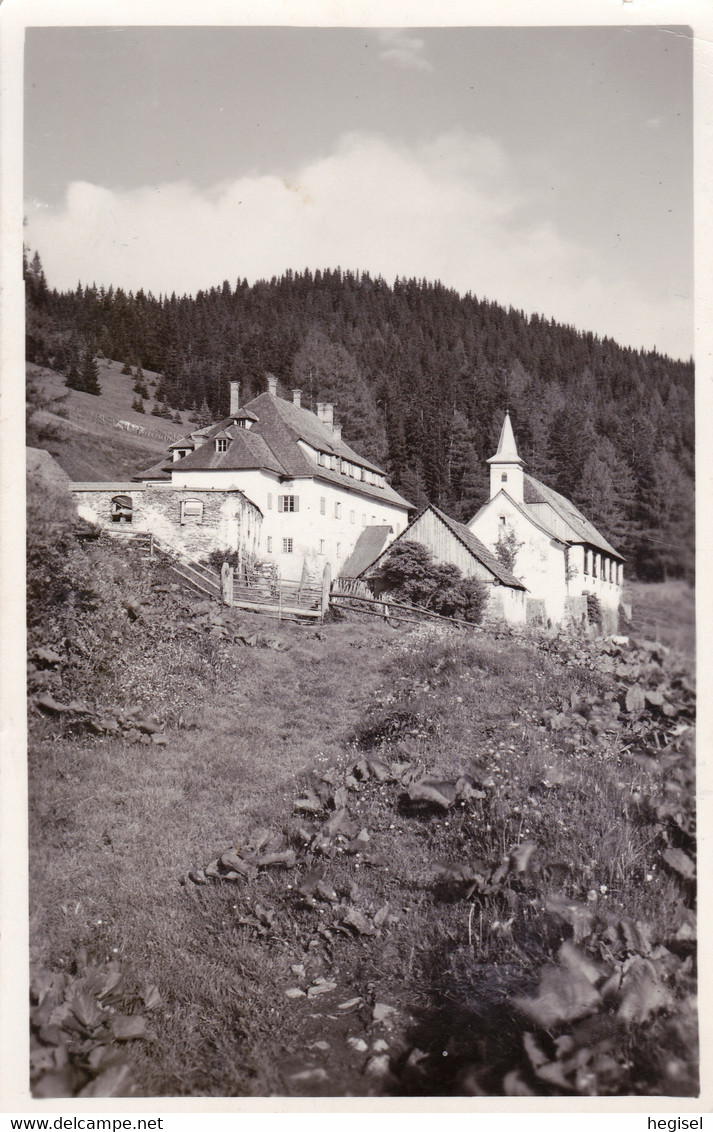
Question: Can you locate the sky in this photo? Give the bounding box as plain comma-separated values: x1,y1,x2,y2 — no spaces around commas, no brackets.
23,24,693,359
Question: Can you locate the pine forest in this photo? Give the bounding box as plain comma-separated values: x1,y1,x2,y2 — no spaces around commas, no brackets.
24,253,694,583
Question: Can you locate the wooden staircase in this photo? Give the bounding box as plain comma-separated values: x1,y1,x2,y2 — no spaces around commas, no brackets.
103,529,154,558
104,527,222,600
168,558,222,600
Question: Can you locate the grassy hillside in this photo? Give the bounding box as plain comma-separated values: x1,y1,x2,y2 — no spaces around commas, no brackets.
624,581,695,656
26,475,697,1099
27,360,191,482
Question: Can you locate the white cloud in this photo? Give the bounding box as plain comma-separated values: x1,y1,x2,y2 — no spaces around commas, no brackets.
24,130,691,359
376,29,432,72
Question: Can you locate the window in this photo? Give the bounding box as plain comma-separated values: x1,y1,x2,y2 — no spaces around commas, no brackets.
336,542,341,558
319,452,330,467
501,473,508,483
215,437,230,453
267,493,273,510
320,497,326,515
282,538,293,554
584,550,590,575
278,495,299,512
499,515,506,525
334,501,342,518
593,554,598,579
350,510,355,524
266,536,273,553
110,495,133,524
319,539,325,554
180,499,203,525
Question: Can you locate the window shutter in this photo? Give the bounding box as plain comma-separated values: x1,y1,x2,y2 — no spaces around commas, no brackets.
277,496,284,512
293,497,299,512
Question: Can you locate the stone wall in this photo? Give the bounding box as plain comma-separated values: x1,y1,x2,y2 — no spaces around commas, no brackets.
71,485,262,561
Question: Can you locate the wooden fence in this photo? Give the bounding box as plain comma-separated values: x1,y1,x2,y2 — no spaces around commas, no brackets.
221,562,331,621
329,589,479,631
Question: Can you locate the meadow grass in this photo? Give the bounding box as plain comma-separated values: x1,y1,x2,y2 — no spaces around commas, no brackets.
625,580,695,656
27,523,696,1096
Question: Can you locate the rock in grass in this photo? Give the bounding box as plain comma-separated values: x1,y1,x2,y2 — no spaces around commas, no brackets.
337,997,363,1011
294,789,324,813
407,778,458,809
372,1002,397,1024
255,849,296,868
110,1014,150,1041
341,906,376,936
288,1067,328,1084
307,980,337,998
365,1054,392,1078
322,808,359,839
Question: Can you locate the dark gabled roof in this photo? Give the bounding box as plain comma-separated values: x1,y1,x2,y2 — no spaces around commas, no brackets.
133,456,172,481
524,474,623,559
360,503,526,590
339,525,394,578
429,505,526,589
244,391,386,475
155,391,412,510
168,423,287,476
168,435,196,451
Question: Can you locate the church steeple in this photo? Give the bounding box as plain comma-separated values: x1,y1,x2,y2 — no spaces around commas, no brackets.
487,412,525,502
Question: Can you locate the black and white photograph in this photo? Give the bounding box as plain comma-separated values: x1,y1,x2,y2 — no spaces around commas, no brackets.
1,0,707,1114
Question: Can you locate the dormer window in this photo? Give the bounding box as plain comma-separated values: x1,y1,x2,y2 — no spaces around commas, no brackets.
216,437,230,453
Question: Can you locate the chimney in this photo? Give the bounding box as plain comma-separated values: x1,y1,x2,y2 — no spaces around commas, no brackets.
316,401,325,422
332,423,342,442
267,374,277,396
229,381,240,416
323,403,334,428
292,389,302,408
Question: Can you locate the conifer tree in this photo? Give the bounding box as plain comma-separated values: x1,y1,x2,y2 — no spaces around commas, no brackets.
80,346,101,395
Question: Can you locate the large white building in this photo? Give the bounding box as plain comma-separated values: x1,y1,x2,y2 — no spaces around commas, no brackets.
467,413,624,631
72,376,412,582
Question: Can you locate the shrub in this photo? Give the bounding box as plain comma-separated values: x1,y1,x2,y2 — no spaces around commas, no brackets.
372,540,489,624
587,593,603,626
494,526,523,573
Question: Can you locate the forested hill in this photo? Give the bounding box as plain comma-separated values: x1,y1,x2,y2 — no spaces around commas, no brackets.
25,255,694,581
